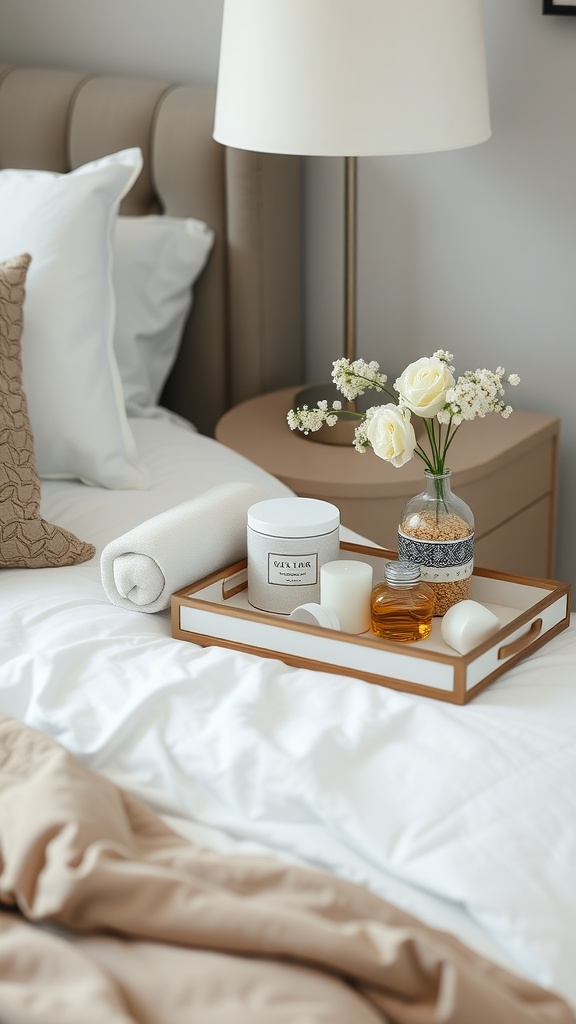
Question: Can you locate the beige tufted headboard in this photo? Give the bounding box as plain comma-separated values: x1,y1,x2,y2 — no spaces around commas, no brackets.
0,64,303,436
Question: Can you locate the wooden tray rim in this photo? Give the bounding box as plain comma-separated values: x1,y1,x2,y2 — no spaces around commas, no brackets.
171,542,571,705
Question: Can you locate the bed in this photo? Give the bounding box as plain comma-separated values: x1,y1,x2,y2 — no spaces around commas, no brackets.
0,64,575,1023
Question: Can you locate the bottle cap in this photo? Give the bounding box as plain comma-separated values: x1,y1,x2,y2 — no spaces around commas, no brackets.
384,560,421,586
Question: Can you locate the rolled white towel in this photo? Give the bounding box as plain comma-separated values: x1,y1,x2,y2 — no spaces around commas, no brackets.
101,481,266,613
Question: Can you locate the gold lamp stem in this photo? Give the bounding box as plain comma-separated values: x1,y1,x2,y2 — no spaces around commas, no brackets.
292,154,361,444
344,154,357,364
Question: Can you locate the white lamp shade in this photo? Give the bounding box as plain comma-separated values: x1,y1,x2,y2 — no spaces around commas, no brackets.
214,0,491,157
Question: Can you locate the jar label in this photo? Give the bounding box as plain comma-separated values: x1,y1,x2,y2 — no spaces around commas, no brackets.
397,531,474,583
267,552,318,586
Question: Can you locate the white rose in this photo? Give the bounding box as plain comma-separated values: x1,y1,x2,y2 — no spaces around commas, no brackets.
365,404,416,468
395,356,455,419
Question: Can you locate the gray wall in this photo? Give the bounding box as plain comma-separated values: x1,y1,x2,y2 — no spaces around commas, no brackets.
1,0,575,584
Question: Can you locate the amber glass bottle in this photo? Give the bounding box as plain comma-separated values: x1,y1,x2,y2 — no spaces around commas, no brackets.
371,561,435,643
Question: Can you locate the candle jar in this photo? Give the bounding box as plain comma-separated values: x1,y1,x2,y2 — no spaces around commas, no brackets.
371,560,435,643
247,497,340,614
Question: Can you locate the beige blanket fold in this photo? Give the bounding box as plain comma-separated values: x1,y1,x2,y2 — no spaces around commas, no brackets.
0,715,573,1024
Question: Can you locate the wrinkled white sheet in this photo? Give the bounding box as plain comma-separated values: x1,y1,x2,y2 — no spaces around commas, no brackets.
1,413,575,1007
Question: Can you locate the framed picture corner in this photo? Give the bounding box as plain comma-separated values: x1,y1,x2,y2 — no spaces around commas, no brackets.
543,0,576,15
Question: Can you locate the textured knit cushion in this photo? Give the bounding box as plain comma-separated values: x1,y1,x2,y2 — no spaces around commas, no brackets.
0,254,95,568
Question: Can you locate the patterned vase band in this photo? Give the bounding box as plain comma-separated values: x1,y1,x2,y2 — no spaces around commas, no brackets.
397,532,474,584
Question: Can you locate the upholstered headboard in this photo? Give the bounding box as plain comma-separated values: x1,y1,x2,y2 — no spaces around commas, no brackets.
0,64,303,436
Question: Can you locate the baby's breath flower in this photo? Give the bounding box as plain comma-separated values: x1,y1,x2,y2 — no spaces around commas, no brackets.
286,401,342,435
332,357,387,401
432,350,455,373
353,421,370,453
508,374,520,386
443,366,517,423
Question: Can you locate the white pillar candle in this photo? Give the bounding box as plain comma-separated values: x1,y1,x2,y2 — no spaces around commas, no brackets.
320,560,373,634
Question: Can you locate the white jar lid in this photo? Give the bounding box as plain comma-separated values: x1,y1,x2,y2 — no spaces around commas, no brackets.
247,497,340,538
289,603,341,630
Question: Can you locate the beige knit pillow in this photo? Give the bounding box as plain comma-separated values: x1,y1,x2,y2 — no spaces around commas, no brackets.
0,253,95,568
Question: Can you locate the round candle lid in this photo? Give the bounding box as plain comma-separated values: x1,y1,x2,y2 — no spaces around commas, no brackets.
248,497,340,538
289,603,341,630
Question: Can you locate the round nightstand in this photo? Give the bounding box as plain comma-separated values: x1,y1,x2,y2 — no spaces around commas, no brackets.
216,387,559,576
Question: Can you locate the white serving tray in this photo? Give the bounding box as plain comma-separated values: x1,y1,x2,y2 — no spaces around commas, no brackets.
171,542,571,705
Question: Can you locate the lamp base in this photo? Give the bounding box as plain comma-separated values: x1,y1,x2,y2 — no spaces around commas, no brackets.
292,382,368,447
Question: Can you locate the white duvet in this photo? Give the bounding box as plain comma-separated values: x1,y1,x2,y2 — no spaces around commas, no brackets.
1,413,575,1008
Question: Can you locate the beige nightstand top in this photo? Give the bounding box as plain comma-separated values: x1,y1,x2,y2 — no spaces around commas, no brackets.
216,387,559,501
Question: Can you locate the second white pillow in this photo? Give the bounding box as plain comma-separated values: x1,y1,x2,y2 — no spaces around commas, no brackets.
112,215,215,417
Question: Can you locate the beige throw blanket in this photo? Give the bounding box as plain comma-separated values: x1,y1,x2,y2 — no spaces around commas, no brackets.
0,715,573,1024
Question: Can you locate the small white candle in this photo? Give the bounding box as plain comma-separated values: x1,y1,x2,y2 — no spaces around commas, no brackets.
320,560,373,634
441,599,500,655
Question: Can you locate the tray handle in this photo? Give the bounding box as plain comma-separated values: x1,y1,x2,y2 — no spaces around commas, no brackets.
497,617,543,661
222,567,248,601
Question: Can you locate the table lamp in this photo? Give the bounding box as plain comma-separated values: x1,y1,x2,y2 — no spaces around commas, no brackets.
213,0,491,444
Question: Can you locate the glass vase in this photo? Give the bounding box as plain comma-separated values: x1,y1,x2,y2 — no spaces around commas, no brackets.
397,470,474,616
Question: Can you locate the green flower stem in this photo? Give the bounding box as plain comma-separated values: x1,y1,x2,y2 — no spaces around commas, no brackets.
293,407,365,419
414,444,435,473
417,416,462,475
423,418,443,473
442,422,460,458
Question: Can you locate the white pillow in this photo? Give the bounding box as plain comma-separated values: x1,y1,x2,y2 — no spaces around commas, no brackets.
112,216,215,415
0,149,150,489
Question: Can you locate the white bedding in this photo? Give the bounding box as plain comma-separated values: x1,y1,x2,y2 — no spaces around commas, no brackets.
1,412,575,1008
